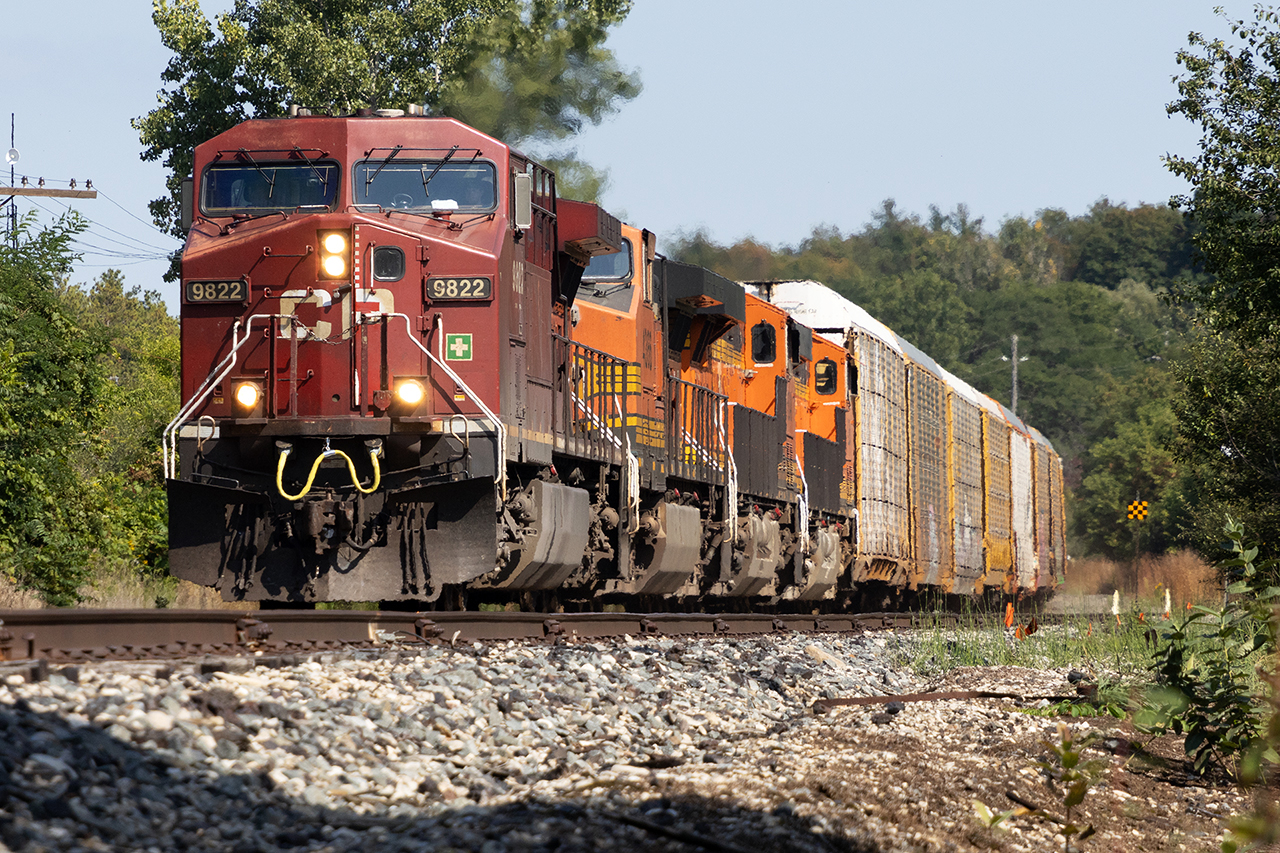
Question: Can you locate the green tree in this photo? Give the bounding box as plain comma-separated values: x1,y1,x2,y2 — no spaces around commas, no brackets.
1068,199,1197,292
134,0,638,253
1171,329,1280,553
1166,6,1280,336
997,215,1059,287
59,272,181,573
0,214,106,604
437,0,639,199
1164,6,1280,551
1072,367,1188,559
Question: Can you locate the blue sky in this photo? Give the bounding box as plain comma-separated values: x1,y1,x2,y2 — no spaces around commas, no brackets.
2,1,1260,310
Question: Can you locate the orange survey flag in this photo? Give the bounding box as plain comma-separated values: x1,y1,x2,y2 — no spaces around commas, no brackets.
1005,602,1015,628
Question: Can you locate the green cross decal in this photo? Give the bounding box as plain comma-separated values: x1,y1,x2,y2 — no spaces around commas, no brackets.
445,333,473,361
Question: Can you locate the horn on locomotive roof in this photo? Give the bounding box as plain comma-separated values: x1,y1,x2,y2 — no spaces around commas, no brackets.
288,104,426,117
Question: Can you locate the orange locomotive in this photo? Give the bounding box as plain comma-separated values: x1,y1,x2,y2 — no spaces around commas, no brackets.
165,109,1064,607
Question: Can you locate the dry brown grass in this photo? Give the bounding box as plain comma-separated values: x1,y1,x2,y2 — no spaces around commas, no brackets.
79,563,246,609
1,556,248,611
168,581,247,610
0,573,44,608
1062,549,1220,609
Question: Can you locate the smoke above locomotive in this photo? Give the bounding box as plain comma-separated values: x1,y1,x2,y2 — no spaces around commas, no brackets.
164,108,1065,609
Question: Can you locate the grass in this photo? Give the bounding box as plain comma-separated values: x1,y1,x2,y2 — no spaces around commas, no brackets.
0,553,247,610
896,548,1225,685
1061,549,1220,606
906,605,1157,680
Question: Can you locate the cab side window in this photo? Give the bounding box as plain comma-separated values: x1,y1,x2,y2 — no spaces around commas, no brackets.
814,358,837,395
751,321,776,364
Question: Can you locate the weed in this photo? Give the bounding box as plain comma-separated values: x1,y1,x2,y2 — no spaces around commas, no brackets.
1136,518,1279,781
973,723,1105,852
1023,680,1130,720
906,607,1154,679
1222,662,1280,852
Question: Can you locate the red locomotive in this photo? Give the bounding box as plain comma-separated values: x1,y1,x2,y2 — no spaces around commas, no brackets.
165,108,1065,608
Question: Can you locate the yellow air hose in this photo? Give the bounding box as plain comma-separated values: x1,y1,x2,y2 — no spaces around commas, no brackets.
276,443,381,501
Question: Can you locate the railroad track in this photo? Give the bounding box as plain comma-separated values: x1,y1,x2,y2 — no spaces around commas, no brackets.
0,606,1091,671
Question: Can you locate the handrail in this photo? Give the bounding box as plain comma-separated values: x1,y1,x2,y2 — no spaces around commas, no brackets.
373,312,507,501
614,395,640,534
794,436,810,553
718,399,738,545
163,313,303,480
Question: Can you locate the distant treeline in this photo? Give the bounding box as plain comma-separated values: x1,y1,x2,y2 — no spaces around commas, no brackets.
671,199,1199,561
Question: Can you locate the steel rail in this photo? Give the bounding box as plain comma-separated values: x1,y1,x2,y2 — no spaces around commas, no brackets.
0,608,1099,666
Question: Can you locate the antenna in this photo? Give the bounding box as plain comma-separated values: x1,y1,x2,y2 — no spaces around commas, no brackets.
4,148,17,166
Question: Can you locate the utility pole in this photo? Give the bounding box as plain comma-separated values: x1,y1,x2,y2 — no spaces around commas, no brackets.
3,114,98,248
1001,334,1029,416
1011,334,1020,415
6,114,14,249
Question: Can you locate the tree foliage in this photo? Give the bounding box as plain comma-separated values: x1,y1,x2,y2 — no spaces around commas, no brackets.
1166,6,1280,337
1171,330,1280,553
1164,6,1280,553
436,0,639,146
0,214,183,603
1073,367,1190,559
0,214,105,604
134,0,638,251
59,272,181,574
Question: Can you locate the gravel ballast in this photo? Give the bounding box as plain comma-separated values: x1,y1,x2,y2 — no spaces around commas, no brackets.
0,631,1251,852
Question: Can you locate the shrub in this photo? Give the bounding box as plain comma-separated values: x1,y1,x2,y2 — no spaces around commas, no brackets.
1137,518,1279,780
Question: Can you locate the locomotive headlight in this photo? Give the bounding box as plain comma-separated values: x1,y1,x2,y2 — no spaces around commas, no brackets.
395,378,426,406
318,229,351,280
234,381,261,409
321,254,347,277
322,232,347,254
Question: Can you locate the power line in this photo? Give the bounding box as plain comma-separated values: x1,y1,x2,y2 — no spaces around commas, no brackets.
23,197,173,261
31,192,178,253
96,187,177,240
12,174,173,241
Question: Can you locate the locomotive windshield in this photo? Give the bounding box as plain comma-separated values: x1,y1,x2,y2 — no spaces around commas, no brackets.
355,160,497,212
201,162,339,215
582,240,632,282
578,240,634,310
